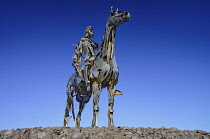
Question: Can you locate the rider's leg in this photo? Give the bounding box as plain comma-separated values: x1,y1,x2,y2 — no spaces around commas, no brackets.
83,65,91,91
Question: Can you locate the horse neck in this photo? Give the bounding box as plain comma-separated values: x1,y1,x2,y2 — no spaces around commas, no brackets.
101,23,116,63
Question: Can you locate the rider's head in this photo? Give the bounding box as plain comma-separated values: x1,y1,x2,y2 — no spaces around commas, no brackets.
84,26,94,38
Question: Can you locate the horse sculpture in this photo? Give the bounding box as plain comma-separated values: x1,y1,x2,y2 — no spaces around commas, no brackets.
64,7,131,128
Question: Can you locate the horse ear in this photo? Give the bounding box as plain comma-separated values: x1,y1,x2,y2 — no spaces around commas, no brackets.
110,6,113,13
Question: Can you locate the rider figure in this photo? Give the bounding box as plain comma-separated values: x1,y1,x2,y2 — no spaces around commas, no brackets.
72,26,99,91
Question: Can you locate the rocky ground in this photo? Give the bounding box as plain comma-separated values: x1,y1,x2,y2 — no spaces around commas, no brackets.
0,126,209,139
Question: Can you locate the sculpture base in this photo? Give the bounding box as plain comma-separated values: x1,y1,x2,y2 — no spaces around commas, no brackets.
1,126,209,139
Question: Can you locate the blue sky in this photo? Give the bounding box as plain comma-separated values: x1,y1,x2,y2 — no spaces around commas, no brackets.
0,0,210,131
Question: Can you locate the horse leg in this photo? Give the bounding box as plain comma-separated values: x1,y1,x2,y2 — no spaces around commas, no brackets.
74,93,91,127
74,101,84,127
108,85,115,128
91,81,101,127
64,85,74,127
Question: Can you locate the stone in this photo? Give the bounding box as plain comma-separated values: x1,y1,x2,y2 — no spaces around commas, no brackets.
38,132,46,139
147,136,153,139
158,134,162,138
137,129,142,135
5,130,13,136
170,127,179,132
72,133,83,139
125,132,133,135
63,129,69,135
161,126,166,129
197,130,208,135
202,136,209,139
131,135,139,139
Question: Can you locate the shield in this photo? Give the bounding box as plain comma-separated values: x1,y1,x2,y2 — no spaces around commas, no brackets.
91,58,110,83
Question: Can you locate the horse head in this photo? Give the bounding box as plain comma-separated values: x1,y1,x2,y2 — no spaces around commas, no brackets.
108,7,131,27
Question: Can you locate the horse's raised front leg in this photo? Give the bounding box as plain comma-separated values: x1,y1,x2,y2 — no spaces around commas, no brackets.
91,81,101,127
64,85,74,127
108,85,115,128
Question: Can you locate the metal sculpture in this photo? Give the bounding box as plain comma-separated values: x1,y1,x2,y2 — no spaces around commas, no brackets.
64,7,131,128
